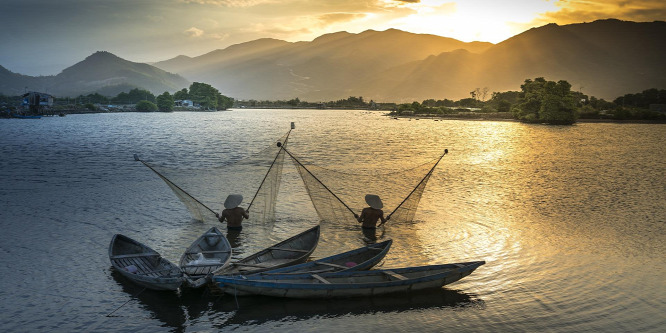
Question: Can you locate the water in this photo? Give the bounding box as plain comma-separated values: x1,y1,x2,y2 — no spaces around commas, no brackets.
0,110,664,332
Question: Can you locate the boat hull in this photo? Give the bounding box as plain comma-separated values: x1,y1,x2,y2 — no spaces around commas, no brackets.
109,234,184,291
179,227,231,287
214,261,485,299
255,239,392,275
213,225,320,276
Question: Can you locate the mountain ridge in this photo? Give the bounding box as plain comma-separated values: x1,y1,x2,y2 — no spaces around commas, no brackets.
0,51,189,97
1,19,664,100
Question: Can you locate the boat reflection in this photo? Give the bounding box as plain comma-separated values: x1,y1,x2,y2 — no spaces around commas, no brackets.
110,269,188,331
215,288,483,325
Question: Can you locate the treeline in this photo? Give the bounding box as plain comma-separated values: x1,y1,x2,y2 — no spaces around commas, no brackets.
74,82,233,112
235,96,382,109
390,78,665,124
0,82,234,113
233,78,665,124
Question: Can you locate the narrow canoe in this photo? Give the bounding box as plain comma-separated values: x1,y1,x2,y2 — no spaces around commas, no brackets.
179,227,232,288
213,225,320,276
255,239,392,275
213,261,485,299
109,234,184,291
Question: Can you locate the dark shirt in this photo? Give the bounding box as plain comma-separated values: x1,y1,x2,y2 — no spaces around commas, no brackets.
357,207,386,228
219,207,248,228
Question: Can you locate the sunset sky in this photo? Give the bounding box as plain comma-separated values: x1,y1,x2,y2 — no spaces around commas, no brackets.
1,0,665,76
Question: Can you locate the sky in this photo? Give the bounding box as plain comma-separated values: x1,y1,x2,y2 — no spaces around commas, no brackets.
1,0,665,76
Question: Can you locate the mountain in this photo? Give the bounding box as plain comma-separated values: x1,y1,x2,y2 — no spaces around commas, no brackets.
358,19,666,101
152,29,494,101
0,65,42,95
0,51,189,97
148,20,664,101
1,20,664,101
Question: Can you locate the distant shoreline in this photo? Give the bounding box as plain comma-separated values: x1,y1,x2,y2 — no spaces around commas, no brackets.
387,112,666,124
4,109,664,124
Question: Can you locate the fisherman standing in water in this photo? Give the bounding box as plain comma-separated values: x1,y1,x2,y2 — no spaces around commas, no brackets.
216,194,249,231
355,194,388,229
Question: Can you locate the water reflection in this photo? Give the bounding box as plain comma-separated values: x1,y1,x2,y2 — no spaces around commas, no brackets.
225,229,243,249
361,227,379,243
216,288,482,326
2,112,663,333
111,265,483,330
110,269,187,332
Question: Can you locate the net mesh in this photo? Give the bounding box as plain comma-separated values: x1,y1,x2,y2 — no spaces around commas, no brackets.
139,131,290,225
287,150,445,225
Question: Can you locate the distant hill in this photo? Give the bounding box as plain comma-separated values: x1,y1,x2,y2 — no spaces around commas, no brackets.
152,29,494,101
0,51,189,97
0,65,41,95
1,20,664,101
150,20,665,101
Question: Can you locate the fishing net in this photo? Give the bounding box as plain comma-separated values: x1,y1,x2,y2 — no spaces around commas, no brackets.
137,131,290,225
286,149,446,225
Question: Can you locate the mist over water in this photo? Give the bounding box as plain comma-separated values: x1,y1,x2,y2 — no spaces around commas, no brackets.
0,110,664,332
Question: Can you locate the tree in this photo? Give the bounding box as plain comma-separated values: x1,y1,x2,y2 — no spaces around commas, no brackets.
173,88,189,101
513,77,578,124
111,88,155,104
481,87,489,101
135,100,158,112
614,88,666,108
189,82,220,110
217,94,234,110
156,92,174,112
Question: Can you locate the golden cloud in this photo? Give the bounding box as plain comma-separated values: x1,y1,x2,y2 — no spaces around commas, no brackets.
184,27,204,37
536,0,666,25
181,0,278,7
317,12,368,26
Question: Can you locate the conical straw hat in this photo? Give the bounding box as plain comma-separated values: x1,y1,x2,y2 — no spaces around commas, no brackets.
224,194,243,209
365,194,383,209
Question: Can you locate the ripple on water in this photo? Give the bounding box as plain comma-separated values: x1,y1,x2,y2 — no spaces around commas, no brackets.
0,112,664,332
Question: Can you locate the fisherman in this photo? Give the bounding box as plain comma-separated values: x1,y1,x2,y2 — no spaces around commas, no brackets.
355,194,388,229
216,194,249,231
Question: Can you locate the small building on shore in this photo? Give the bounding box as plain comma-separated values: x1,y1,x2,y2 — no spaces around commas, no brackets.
22,91,54,114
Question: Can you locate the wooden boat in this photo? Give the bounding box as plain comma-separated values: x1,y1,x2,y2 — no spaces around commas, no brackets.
213,261,485,299
179,227,232,288
109,234,184,291
256,239,392,275
213,225,320,276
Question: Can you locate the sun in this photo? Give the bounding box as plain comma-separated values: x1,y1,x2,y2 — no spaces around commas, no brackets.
383,0,560,43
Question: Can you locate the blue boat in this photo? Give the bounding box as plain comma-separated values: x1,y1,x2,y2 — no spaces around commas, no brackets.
255,239,392,275
212,225,321,276
11,113,42,119
214,261,485,298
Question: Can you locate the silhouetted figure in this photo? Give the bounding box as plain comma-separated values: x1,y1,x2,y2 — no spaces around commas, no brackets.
355,194,388,230
216,194,249,231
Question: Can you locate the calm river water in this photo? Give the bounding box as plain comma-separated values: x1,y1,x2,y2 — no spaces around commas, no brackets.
0,110,664,332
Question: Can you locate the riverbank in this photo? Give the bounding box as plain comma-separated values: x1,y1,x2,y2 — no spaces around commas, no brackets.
4,108,664,124
388,111,666,124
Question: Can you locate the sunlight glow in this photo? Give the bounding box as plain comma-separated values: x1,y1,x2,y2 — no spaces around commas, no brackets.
381,0,560,43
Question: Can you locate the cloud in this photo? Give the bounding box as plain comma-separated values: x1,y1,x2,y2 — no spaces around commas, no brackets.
183,26,229,40
241,23,312,36
317,12,368,26
185,27,205,37
535,0,666,25
181,0,278,7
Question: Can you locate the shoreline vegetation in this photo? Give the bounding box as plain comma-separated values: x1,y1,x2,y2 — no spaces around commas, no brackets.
2,78,665,124
2,107,663,124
